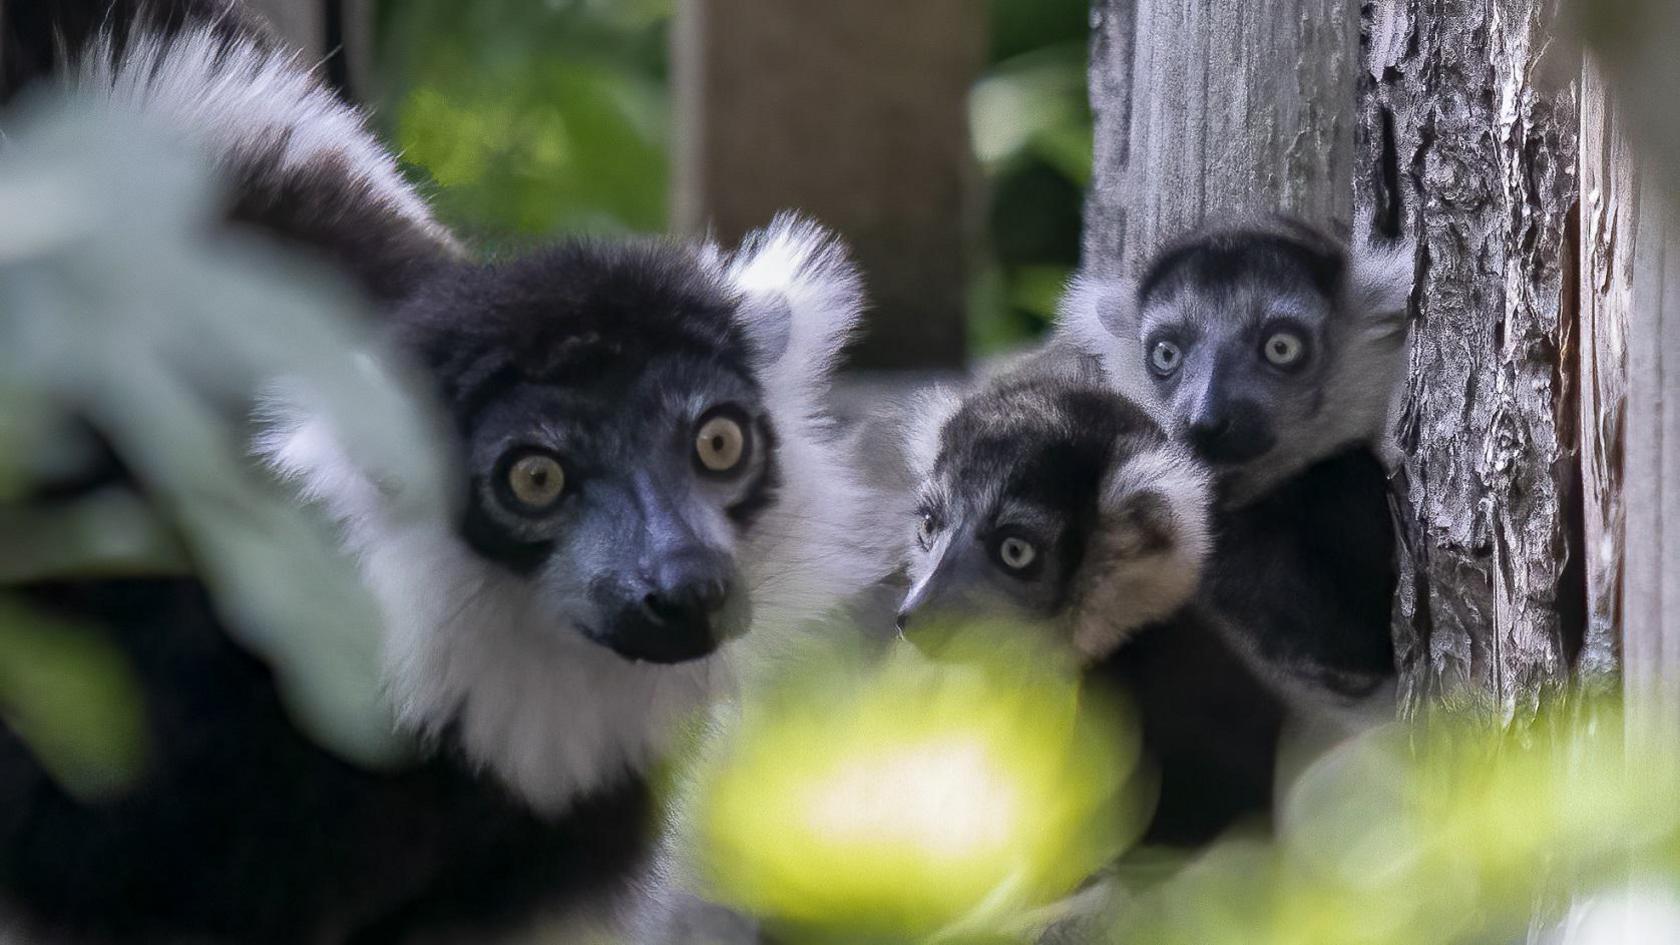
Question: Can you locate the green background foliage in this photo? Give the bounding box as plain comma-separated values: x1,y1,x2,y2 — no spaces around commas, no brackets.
376,0,1092,352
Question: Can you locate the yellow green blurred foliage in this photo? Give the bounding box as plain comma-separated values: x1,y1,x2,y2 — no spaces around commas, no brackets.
686,628,1144,945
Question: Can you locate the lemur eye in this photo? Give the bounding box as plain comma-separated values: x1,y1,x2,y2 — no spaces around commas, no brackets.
695,411,749,474
504,452,566,511
994,535,1039,574
1148,340,1183,376
1262,330,1308,369
916,514,939,550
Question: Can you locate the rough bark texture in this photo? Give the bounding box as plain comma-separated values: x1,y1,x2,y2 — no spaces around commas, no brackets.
671,0,983,369
1085,0,1359,277
1362,0,1580,722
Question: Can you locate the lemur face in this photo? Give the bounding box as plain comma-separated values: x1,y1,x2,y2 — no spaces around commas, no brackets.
900,374,1211,662
1061,216,1411,507
1133,226,1346,495
266,217,885,807
393,245,774,664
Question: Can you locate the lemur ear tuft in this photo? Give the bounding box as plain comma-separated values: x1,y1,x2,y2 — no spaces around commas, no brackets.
1055,273,1136,353
1056,273,1159,408
901,384,965,479
1347,209,1416,337
723,214,866,388
1094,444,1212,579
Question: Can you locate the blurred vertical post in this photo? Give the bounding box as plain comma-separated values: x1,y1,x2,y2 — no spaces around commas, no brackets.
243,0,371,101
1362,0,1581,723
245,0,323,59
1577,0,1680,744
671,0,984,370
1083,0,1358,278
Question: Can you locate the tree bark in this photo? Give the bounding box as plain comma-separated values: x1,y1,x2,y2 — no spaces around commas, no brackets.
1361,0,1580,722
671,0,983,370
1085,0,1359,277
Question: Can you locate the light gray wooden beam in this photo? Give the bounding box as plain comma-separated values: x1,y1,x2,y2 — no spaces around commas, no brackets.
1085,0,1358,277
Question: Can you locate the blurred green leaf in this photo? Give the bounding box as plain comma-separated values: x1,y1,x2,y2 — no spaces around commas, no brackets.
380,0,672,241
0,595,147,801
0,97,447,770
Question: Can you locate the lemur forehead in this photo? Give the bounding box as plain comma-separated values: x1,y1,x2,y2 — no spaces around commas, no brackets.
393,240,758,408
935,376,1164,508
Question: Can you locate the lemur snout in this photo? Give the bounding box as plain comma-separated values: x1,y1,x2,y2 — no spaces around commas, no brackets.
1187,402,1273,465
595,552,733,664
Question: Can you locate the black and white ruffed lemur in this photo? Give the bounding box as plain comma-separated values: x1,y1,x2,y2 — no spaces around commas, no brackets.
0,2,888,942
1060,215,1414,720
897,362,1286,847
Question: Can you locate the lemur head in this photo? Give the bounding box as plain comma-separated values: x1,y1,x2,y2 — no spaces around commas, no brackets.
898,370,1211,663
1061,216,1413,505
265,216,887,810
389,244,773,666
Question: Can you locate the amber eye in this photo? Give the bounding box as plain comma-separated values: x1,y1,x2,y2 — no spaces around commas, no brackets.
695,414,748,474
505,453,566,511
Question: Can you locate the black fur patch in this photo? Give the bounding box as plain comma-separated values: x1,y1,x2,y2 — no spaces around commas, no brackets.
1206,447,1398,695
392,241,750,429
3,579,651,945
1138,215,1347,307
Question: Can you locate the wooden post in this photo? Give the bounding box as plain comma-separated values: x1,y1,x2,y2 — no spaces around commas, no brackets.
245,0,323,59
1361,0,1581,722
671,0,984,370
1085,0,1359,277
1576,61,1629,691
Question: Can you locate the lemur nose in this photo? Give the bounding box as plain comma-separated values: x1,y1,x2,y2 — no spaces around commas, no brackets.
1188,414,1232,455
642,577,728,626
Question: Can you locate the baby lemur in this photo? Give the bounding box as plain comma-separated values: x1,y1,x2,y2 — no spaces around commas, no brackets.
899,364,1285,845
1062,215,1413,714
1,2,886,942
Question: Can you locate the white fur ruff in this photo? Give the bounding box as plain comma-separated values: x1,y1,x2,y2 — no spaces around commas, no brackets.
71,25,456,252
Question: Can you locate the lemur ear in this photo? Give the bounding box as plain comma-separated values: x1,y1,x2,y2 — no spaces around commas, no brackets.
1071,443,1212,658
1346,209,1417,338
723,214,866,395
901,384,965,480
1055,273,1160,409
1056,273,1136,352
1095,445,1211,568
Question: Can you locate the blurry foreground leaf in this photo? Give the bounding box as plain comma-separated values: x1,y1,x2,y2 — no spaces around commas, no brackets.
0,95,450,768
0,596,147,800
688,630,1143,945
1107,699,1680,945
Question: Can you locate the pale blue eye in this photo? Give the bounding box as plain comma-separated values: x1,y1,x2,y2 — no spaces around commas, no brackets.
1149,340,1182,375
1263,331,1306,367
998,536,1037,571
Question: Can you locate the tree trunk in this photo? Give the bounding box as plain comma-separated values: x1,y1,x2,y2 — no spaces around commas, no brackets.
1361,0,1581,722
1084,0,1359,276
